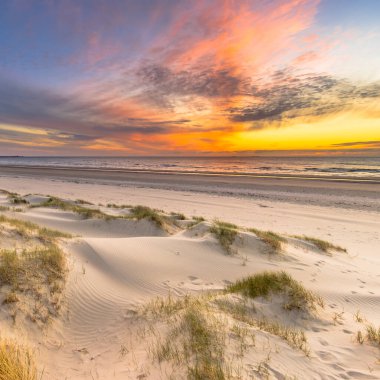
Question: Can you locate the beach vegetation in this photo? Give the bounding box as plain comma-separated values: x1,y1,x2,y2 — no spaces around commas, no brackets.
7,193,29,205
0,339,37,380
227,271,324,312
128,205,168,228
295,235,346,253
249,228,286,252
187,216,206,229
147,296,230,379
215,297,310,355
106,203,132,209
38,196,113,220
365,324,380,346
75,199,93,205
0,214,70,324
0,214,72,240
170,212,186,220
210,220,238,255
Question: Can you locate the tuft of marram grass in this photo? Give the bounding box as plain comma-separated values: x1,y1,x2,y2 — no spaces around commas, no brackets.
6,193,29,205
210,220,238,255
215,297,310,355
38,196,113,220
0,214,72,240
0,339,37,380
249,228,286,252
365,324,380,346
228,271,324,312
170,212,186,220
128,205,168,228
295,235,346,253
148,299,229,380
0,214,70,323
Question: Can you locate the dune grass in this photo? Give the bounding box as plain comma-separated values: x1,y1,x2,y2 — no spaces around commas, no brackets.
295,235,346,253
0,339,37,380
187,216,206,229
365,324,380,346
148,298,230,380
170,212,186,220
38,196,113,220
0,214,70,323
181,308,226,379
106,203,132,209
128,205,168,228
6,193,29,205
210,220,238,255
0,244,66,291
249,228,286,253
0,214,72,240
228,271,324,312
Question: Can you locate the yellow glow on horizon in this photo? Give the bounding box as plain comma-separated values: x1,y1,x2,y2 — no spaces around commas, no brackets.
220,111,380,152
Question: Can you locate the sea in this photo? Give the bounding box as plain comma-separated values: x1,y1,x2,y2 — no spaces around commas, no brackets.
0,156,380,179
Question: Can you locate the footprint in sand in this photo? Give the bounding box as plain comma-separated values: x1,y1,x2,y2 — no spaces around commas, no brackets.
318,338,329,346
312,326,329,332
351,291,357,294
188,275,202,285
317,350,337,361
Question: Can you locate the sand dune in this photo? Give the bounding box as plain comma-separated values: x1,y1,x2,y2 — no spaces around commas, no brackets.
0,187,379,379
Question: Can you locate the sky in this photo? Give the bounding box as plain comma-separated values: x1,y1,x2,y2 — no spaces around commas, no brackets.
0,0,379,156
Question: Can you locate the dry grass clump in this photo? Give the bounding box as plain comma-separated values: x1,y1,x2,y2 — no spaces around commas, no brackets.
228,271,324,312
0,245,66,322
0,215,70,324
75,199,93,205
0,206,9,211
356,323,380,348
215,297,310,355
295,235,346,253
249,228,286,253
170,212,186,220
146,297,230,380
210,220,238,255
39,196,113,220
7,193,29,205
362,324,380,347
0,339,37,380
0,214,72,240
180,308,227,379
106,203,132,209
128,205,168,228
187,216,206,229
256,318,308,354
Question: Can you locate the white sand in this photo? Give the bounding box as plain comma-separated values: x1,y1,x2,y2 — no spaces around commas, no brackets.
0,176,379,379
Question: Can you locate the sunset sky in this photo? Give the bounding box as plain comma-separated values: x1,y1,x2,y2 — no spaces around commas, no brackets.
0,0,379,156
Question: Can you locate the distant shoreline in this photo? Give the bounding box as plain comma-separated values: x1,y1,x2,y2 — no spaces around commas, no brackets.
1,164,380,212
0,164,380,184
